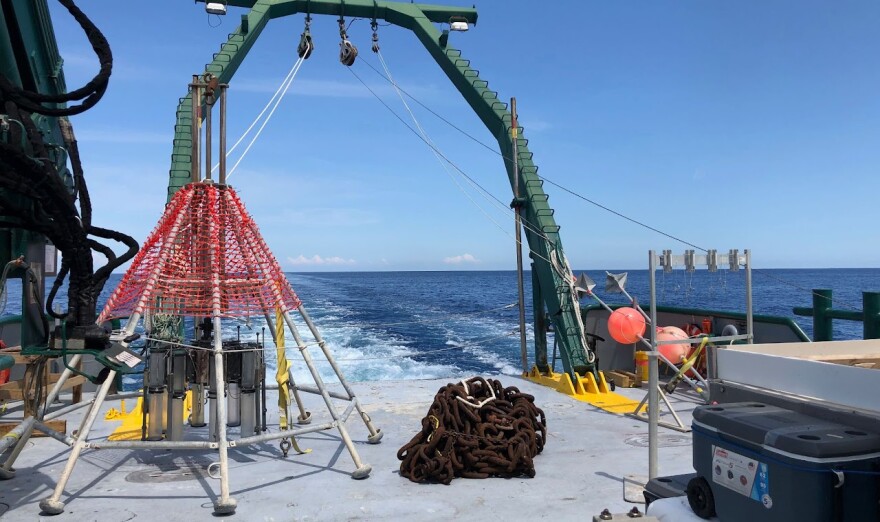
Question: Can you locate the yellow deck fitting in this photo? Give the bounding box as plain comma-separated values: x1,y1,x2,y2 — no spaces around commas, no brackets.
523,367,640,414
105,391,193,441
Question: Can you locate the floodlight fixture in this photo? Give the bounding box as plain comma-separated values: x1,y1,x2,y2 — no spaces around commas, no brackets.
206,1,228,15
449,16,469,32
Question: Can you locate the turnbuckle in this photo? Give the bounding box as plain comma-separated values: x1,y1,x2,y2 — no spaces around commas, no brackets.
371,20,379,53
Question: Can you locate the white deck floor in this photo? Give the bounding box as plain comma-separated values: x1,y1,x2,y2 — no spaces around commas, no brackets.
0,376,702,521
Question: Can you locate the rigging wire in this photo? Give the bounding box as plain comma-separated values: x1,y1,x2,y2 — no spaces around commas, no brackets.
226,41,311,179
373,50,528,253
356,56,859,311
360,57,705,251
346,65,556,267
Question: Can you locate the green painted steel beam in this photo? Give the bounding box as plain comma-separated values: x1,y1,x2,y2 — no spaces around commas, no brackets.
167,0,594,378
195,0,478,25
168,1,476,200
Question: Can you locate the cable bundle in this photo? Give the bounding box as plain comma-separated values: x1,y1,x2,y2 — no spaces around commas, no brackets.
397,377,546,484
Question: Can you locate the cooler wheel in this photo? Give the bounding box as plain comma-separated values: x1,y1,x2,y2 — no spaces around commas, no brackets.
686,476,716,519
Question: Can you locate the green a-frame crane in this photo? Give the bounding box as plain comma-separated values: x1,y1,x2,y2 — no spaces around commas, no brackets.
166,0,597,381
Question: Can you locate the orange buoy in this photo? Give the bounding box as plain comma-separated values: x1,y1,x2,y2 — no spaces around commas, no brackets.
607,307,646,344
656,326,689,362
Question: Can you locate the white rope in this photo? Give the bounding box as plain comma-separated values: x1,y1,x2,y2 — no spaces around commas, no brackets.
455,378,496,408
550,250,595,364
226,42,311,179
210,58,300,174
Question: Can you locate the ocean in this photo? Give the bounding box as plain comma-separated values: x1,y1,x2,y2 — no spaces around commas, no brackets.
2,269,877,388
270,268,877,384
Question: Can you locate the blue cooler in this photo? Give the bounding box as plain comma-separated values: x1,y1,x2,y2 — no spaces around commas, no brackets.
690,402,880,521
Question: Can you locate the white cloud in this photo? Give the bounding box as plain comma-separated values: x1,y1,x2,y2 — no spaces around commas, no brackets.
524,119,552,132
443,253,479,265
287,255,356,266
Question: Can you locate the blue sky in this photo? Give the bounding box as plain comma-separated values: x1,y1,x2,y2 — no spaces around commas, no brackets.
48,1,880,271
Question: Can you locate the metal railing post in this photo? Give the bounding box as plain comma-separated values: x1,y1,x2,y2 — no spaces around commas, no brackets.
864,291,880,339
812,289,833,341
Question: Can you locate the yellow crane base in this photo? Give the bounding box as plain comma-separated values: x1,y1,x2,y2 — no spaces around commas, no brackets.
523,367,640,414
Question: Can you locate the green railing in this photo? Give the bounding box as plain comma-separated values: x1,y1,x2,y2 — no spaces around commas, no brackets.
793,289,880,341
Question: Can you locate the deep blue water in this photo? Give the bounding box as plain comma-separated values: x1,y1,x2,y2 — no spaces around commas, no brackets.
1,269,877,385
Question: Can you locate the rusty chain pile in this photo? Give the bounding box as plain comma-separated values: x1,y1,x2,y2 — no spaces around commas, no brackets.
397,377,547,484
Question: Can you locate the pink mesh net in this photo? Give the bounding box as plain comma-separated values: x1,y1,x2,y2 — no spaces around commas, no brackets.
97,183,301,323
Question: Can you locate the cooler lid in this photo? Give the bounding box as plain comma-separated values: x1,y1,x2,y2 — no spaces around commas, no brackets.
693,402,880,459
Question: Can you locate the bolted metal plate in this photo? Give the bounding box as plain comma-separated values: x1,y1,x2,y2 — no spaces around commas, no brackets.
125,466,210,483
623,433,691,448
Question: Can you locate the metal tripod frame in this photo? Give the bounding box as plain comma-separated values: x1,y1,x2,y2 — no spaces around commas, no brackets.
33,301,382,516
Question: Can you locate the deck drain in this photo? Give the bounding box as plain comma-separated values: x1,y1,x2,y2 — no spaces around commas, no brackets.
624,433,691,448
125,467,209,483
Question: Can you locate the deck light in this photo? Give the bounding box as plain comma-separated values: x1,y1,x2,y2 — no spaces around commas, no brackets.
449,16,469,32
206,1,228,15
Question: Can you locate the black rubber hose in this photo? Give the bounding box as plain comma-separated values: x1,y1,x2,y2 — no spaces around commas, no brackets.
46,260,70,319
60,118,92,228
89,225,139,291
0,0,112,116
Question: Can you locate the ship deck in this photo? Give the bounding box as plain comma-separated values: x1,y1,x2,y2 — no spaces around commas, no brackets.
0,377,701,521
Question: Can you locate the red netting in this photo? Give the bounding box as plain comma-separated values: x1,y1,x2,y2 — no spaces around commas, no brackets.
97,183,302,323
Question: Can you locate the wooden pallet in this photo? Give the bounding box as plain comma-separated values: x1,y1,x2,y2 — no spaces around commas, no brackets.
0,419,66,438
0,348,86,416
808,354,879,370
605,370,641,388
